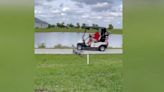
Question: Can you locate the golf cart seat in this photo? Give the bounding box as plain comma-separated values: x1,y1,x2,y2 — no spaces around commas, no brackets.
99,28,109,42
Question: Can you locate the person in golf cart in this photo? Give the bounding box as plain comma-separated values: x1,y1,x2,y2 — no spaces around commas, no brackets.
87,28,108,46
87,30,100,46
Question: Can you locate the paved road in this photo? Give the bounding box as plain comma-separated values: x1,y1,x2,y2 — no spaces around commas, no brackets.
35,49,123,54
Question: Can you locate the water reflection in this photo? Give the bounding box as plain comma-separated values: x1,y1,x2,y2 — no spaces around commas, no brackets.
35,32,122,48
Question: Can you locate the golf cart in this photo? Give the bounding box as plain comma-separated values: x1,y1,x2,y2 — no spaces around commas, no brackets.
77,27,110,51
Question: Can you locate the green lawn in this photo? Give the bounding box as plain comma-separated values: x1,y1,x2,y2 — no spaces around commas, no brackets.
35,28,122,34
35,54,123,92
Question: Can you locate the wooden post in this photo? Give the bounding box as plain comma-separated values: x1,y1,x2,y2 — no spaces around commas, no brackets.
87,54,89,65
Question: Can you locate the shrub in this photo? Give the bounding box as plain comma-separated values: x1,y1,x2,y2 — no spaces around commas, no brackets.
38,43,46,48
54,44,71,49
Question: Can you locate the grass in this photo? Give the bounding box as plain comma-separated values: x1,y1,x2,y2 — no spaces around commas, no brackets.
35,54,123,92
35,28,122,34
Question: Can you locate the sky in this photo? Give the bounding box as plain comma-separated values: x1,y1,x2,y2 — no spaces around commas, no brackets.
35,0,122,29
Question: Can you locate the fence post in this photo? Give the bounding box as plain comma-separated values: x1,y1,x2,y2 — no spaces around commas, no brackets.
87,54,89,64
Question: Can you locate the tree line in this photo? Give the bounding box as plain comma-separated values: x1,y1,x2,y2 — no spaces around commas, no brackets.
48,22,114,29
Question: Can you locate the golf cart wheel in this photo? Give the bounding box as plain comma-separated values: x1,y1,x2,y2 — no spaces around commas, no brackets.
77,44,83,50
99,45,106,51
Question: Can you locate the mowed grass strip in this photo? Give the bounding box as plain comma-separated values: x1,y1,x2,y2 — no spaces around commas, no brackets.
35,54,123,92
35,28,122,34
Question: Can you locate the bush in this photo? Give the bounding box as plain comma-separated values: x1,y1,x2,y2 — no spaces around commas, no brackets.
54,44,71,49
38,43,46,48
108,24,114,29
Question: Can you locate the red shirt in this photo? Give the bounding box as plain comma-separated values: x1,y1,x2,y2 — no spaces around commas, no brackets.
93,32,100,41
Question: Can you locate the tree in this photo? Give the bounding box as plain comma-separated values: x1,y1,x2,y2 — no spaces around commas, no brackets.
92,24,99,29
108,24,114,29
56,23,60,27
66,24,70,28
68,23,74,28
48,24,51,28
81,23,86,29
51,25,55,28
76,23,80,28
56,22,65,28
61,22,65,27
48,24,55,28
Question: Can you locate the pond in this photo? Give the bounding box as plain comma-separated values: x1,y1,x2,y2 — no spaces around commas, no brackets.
35,32,122,48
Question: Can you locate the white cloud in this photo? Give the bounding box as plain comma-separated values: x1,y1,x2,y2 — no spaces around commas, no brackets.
81,14,89,18
52,9,60,13
62,7,70,12
61,13,66,16
35,0,122,28
35,9,42,14
106,12,122,17
93,2,109,8
92,16,103,20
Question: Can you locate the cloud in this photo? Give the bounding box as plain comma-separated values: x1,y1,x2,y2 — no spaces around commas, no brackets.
51,9,60,13
104,12,122,17
91,2,112,12
62,7,70,12
35,0,56,7
35,0,43,6
59,3,64,7
72,0,112,5
46,0,53,2
75,3,84,8
73,0,121,12
35,0,122,28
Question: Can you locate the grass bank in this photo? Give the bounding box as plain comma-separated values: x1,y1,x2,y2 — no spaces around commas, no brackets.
35,28,122,34
35,54,123,92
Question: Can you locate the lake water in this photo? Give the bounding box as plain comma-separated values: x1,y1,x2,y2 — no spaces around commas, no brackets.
35,32,123,48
